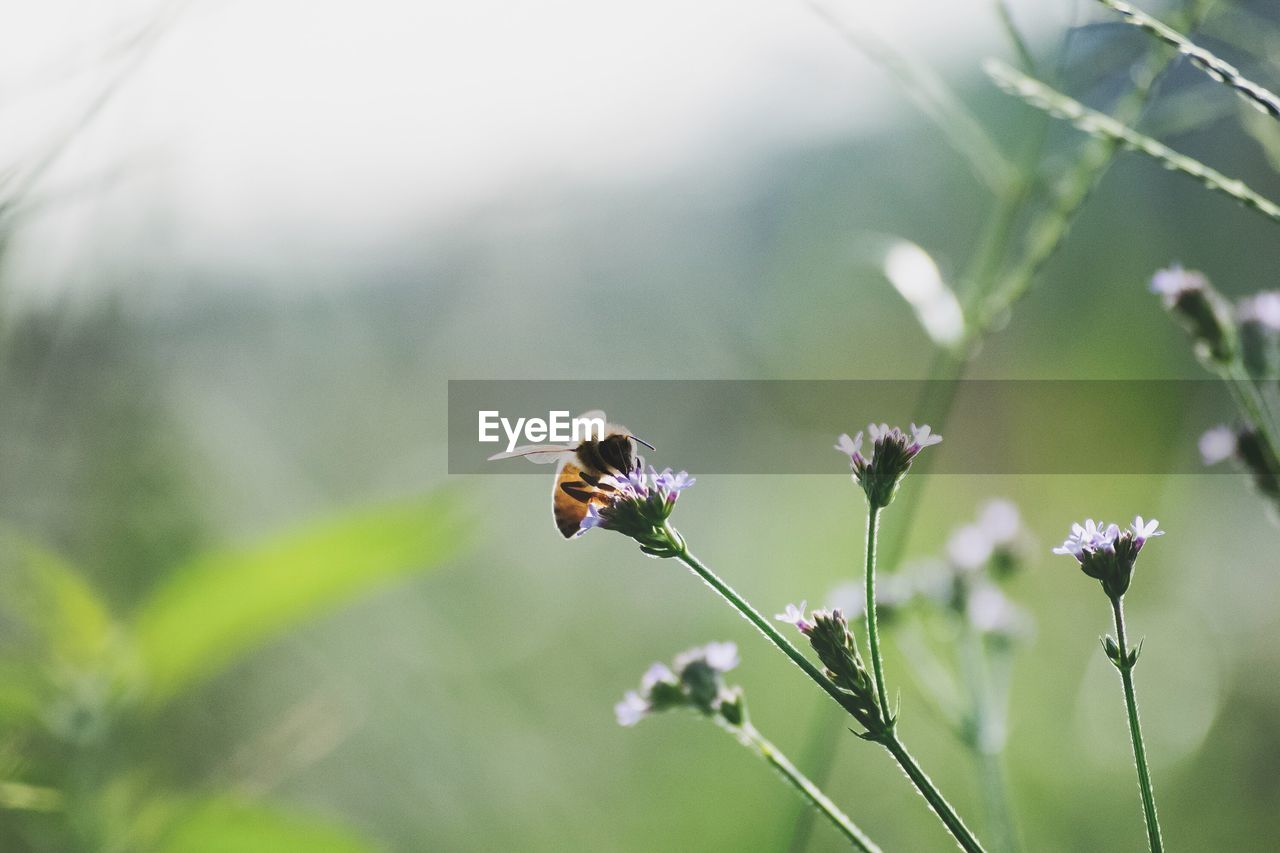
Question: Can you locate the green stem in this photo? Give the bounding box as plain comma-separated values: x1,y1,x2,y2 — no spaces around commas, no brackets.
960,622,1020,853
1110,596,1163,853
863,505,892,719
884,735,985,853
664,524,985,852
976,748,1017,853
665,526,859,715
1224,360,1280,462
975,0,1214,333
735,721,882,852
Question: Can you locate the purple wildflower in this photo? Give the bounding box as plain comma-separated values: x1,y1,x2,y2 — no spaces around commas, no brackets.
572,459,694,556
615,642,741,726
835,422,942,508
775,601,814,634
1054,516,1163,599
1199,426,1237,465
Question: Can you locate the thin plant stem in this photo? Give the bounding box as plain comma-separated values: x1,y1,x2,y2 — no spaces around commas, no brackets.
1223,361,1280,460
663,524,985,852
862,503,985,853
863,505,892,719
898,620,967,735
794,5,1206,846
1097,0,1280,122
664,526,867,715
959,623,1020,853
1110,596,1163,853
732,720,882,852
976,747,1017,853
786,705,848,853
883,735,983,853
994,0,1038,75
806,0,1014,195
976,0,1214,331
985,60,1280,226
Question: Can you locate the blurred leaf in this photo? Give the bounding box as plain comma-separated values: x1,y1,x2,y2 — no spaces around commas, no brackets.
25,547,114,667
0,531,115,667
157,796,379,853
132,491,467,704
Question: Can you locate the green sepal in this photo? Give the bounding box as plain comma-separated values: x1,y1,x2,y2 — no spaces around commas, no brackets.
1102,634,1122,666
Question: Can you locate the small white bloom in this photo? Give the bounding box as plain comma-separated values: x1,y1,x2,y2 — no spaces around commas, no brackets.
1130,516,1163,546
1239,291,1280,330
978,499,1021,544
640,663,676,692
947,524,993,572
1199,426,1237,465
775,601,810,630
910,423,943,448
701,641,740,674
1150,264,1208,303
614,691,649,726
834,432,863,459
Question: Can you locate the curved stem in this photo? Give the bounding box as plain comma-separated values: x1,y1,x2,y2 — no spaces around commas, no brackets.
665,524,986,852
1110,596,1163,853
736,721,882,852
863,505,892,720
884,735,985,853
665,525,856,714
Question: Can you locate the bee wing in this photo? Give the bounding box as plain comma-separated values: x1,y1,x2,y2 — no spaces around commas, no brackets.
486,444,575,464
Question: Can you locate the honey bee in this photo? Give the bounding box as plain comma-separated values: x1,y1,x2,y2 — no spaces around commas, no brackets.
486,410,653,537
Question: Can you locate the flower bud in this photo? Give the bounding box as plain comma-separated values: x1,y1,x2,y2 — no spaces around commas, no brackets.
1238,292,1280,380
1151,266,1237,366
1235,429,1280,503
835,423,942,509
806,609,890,737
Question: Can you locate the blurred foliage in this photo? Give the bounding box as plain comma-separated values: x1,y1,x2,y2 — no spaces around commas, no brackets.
0,485,466,850
4,0,1280,851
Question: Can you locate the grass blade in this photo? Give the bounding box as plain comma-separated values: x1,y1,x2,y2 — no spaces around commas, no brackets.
985,60,1280,223
808,0,1015,195
1097,0,1280,122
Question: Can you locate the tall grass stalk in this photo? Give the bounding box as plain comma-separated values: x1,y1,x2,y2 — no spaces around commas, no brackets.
976,0,1214,329
1097,0,1280,122
806,0,1014,195
985,60,1280,226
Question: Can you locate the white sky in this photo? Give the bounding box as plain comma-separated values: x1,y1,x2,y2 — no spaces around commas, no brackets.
0,0,1070,297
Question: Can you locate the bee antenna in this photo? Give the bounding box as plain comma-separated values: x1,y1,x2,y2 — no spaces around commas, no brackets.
629,435,656,451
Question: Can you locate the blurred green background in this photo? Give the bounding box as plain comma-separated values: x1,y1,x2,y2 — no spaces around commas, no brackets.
3,0,1280,850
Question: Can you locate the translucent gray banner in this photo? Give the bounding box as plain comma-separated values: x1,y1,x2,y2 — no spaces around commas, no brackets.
448,380,1235,475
